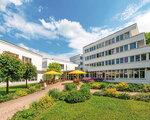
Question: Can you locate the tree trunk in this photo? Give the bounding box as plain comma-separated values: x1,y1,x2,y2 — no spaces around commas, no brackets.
26,79,28,88
6,79,9,94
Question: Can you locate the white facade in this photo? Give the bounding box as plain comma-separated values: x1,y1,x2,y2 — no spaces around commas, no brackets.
42,58,78,71
0,40,43,82
83,24,150,83
70,54,83,70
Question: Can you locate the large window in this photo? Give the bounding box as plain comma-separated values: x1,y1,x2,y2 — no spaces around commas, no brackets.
124,44,128,51
120,58,123,63
135,55,140,61
130,56,134,62
124,32,130,39
141,54,146,61
124,57,128,63
116,36,120,42
120,34,123,40
22,56,32,63
130,42,136,49
116,58,120,64
116,47,120,53
112,59,115,65
140,69,145,78
120,46,123,52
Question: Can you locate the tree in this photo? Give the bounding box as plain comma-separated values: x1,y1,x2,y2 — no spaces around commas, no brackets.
145,32,150,45
47,62,62,83
23,63,37,88
0,53,24,94
47,62,62,73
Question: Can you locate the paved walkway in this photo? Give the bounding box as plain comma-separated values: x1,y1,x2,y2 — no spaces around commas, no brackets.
0,81,71,120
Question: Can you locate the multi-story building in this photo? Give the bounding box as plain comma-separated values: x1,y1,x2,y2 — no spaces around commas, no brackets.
42,58,78,71
83,23,150,83
70,54,83,70
0,40,43,82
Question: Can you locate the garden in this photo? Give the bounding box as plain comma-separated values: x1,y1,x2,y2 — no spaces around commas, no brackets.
11,82,150,120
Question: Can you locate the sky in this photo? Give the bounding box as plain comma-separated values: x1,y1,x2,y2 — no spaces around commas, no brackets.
0,0,150,60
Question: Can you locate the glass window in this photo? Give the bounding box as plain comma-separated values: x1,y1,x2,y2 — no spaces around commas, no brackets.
116,58,120,64
129,69,133,78
116,36,120,42
111,49,114,54
141,54,146,61
134,69,139,78
120,34,123,40
102,52,104,56
120,58,123,63
140,69,145,78
112,38,115,43
124,32,130,39
116,47,120,53
124,57,128,63
112,59,115,65
120,46,123,52
108,50,111,55
124,69,128,78
130,56,134,62
105,61,108,66
136,55,140,61
109,60,112,65
130,42,136,49
124,45,128,51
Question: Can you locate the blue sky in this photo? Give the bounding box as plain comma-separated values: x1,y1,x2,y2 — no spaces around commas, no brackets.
0,0,150,60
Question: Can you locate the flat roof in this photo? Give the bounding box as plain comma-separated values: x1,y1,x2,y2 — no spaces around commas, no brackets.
0,39,42,56
83,23,137,48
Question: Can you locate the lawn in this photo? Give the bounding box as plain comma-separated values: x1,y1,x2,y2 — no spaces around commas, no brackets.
34,96,150,120
0,83,35,95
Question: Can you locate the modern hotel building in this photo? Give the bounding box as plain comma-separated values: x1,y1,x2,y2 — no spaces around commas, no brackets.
83,24,150,83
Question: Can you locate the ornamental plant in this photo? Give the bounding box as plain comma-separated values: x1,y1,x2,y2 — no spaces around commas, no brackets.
115,82,128,91
104,88,119,97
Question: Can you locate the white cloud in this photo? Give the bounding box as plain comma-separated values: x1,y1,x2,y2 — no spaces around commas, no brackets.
4,12,57,39
114,0,150,20
127,10,150,32
18,43,29,49
15,33,30,40
0,0,31,12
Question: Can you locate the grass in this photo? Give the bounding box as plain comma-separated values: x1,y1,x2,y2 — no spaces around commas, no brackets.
33,96,150,120
0,83,36,95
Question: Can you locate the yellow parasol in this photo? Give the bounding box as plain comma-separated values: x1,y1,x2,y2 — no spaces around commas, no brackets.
68,70,86,84
68,70,86,75
44,70,61,75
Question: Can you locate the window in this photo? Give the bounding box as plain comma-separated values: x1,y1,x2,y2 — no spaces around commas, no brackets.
120,46,123,52
141,54,146,61
105,51,108,56
22,56,32,63
124,57,128,63
124,32,130,39
112,38,115,43
102,52,104,56
120,58,123,63
112,59,115,65
136,55,140,61
111,49,115,54
105,61,108,65
120,34,123,40
108,50,111,55
124,45,128,51
129,69,133,78
116,58,120,64
109,60,112,65
116,36,120,42
130,42,136,49
116,47,120,53
140,69,145,78
134,69,139,78
130,56,134,62
101,61,104,66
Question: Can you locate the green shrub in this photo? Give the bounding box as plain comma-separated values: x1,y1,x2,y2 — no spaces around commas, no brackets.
117,93,130,100
0,93,15,103
131,93,150,102
11,109,35,120
106,84,116,89
104,88,119,97
115,82,128,91
59,92,69,101
65,83,77,91
143,84,150,92
91,82,101,89
31,95,54,110
15,90,28,97
48,89,61,100
126,83,144,92
27,86,37,93
80,84,91,100
100,83,109,89
65,90,84,103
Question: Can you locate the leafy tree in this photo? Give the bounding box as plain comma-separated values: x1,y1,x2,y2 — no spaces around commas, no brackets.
145,32,150,45
47,62,62,73
23,63,37,88
46,62,62,83
0,53,24,94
